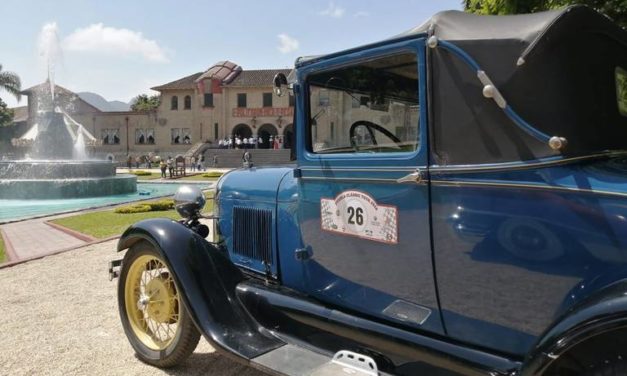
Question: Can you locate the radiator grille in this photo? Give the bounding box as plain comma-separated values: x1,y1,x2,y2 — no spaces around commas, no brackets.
232,206,273,265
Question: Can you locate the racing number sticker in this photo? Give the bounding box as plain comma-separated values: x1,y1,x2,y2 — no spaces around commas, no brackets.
321,190,398,244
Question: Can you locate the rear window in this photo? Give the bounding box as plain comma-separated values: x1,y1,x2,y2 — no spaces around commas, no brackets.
617,67,627,117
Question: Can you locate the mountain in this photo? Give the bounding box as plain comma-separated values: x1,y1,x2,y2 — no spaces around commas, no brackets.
77,92,130,112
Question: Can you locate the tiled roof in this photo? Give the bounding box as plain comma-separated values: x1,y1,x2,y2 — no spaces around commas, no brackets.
151,72,203,91
20,82,102,113
225,69,292,88
21,81,77,96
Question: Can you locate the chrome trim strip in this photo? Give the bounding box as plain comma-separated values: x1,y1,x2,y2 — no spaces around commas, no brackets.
301,176,425,183
431,179,627,199
429,152,627,174
299,167,425,172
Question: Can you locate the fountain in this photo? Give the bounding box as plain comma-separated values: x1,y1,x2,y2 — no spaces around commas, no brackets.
0,23,136,200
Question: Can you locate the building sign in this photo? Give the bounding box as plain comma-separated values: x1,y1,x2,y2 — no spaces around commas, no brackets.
232,107,294,117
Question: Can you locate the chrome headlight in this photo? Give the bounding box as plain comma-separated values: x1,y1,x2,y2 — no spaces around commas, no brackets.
173,185,206,219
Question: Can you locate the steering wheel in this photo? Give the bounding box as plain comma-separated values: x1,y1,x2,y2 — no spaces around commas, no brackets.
349,120,401,148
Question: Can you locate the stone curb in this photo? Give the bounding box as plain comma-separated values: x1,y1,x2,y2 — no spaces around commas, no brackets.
0,235,120,270
44,221,97,242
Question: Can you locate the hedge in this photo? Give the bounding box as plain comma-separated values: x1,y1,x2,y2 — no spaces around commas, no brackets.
114,199,175,214
202,171,223,178
129,170,153,176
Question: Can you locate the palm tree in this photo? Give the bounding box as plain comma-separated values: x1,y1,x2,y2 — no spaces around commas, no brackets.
0,64,21,102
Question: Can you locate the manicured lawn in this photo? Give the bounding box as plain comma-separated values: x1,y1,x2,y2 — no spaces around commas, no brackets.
51,210,182,239
178,173,221,181
50,196,214,239
121,171,221,181
0,234,5,263
124,171,162,180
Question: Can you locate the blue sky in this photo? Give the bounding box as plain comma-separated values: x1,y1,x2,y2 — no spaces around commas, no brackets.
0,0,461,108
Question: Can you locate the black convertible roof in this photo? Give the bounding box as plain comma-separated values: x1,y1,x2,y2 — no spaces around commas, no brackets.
405,6,627,67
419,6,627,165
297,6,627,165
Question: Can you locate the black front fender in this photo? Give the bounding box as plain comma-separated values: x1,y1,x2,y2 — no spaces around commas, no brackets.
521,279,627,375
117,218,284,360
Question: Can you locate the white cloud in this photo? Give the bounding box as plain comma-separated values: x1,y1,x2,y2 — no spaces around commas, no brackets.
319,2,345,18
62,23,169,63
354,11,369,18
277,34,299,54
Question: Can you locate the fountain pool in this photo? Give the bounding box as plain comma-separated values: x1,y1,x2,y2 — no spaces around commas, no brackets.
0,182,212,223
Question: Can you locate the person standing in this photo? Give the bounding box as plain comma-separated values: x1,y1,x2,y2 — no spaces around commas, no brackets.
190,156,196,172
159,157,167,178
166,156,174,178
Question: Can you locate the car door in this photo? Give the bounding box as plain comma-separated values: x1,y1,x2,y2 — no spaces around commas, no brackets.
294,39,444,335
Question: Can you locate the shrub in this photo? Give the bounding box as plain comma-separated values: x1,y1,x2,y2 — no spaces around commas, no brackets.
130,170,153,176
147,199,174,211
114,204,152,214
202,171,223,178
114,199,174,214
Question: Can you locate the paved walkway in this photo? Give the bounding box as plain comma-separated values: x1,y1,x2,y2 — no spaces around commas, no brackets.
1,204,216,265
1,216,88,262
1,175,221,265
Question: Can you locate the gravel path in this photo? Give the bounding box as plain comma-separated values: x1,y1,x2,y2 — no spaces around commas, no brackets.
0,240,268,376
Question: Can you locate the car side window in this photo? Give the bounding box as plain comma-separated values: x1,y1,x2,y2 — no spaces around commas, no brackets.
308,53,419,154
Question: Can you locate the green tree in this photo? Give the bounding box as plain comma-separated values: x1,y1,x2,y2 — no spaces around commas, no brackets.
131,94,160,111
0,98,14,127
463,0,627,28
0,64,21,102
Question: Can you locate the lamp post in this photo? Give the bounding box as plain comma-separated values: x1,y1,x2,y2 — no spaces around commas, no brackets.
125,116,129,155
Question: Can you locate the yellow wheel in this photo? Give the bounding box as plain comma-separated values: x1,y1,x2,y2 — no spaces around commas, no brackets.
118,241,200,367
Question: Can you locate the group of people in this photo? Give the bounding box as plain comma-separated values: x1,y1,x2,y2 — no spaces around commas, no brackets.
187,155,207,172
218,135,284,149
157,155,205,178
126,155,150,169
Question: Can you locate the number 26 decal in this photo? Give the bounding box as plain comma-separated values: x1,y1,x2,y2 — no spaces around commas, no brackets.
347,206,364,226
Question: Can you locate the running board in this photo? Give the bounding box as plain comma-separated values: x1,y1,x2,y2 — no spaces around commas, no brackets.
253,345,387,376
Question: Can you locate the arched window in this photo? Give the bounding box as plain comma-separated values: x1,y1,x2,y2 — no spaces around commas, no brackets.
171,96,178,110
184,95,191,110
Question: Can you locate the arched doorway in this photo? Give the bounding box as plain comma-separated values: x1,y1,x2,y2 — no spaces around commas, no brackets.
283,124,294,149
258,123,278,149
232,123,252,139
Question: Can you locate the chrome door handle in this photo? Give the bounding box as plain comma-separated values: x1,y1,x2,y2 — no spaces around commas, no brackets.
396,169,424,184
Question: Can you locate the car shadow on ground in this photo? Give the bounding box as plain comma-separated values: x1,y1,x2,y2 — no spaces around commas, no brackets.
160,352,268,376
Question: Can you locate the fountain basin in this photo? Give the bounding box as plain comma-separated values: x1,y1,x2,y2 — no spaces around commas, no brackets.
0,160,137,199
0,160,117,179
0,175,137,199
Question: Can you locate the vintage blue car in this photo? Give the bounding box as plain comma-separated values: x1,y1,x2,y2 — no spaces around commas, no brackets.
111,6,627,376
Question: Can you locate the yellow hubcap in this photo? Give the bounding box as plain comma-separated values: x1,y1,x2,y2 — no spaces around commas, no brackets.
125,254,180,350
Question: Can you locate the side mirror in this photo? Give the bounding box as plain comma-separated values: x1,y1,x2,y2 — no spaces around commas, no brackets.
273,73,288,97
174,185,206,219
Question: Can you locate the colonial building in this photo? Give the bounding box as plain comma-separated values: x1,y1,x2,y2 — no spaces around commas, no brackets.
10,61,293,160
